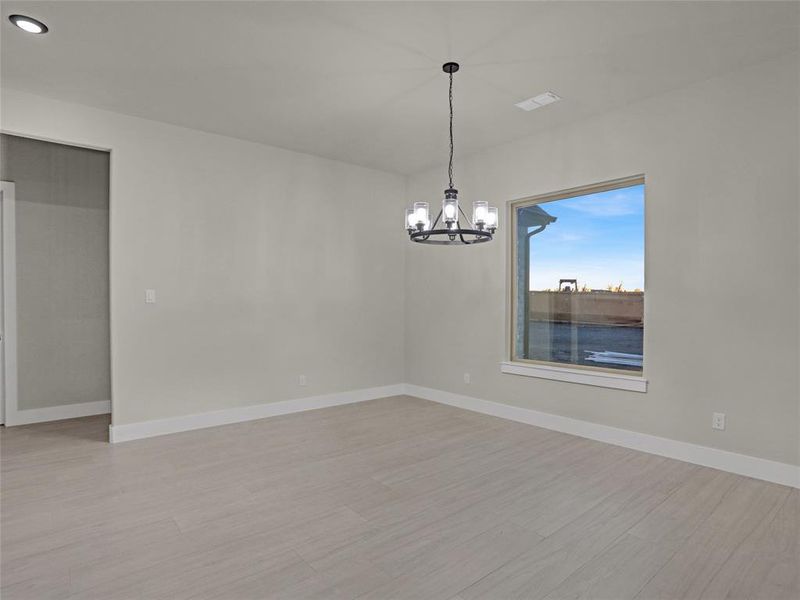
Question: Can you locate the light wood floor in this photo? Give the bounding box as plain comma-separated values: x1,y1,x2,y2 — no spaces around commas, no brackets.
1,396,797,600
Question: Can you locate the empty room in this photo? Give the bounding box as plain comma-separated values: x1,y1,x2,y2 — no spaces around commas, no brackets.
0,1,798,599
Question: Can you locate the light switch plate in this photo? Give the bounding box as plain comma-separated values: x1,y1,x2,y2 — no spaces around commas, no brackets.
145,289,156,304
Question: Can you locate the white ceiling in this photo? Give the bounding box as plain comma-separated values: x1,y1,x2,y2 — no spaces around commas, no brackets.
2,1,798,174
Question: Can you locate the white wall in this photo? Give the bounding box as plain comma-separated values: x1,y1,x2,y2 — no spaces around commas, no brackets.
1,89,406,426
405,54,799,466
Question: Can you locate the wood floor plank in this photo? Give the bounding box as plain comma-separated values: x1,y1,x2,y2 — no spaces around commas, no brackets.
0,568,71,600
634,477,791,600
541,533,675,600
627,467,738,549
357,522,544,600
456,458,699,600
698,489,799,600
301,553,394,599
0,517,183,588
1,396,796,600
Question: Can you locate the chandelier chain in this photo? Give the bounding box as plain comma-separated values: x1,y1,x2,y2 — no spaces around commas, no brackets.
448,71,454,190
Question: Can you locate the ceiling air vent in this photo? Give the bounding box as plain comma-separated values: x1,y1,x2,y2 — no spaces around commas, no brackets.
515,92,561,111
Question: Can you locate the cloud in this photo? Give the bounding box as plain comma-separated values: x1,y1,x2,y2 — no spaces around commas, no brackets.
560,191,643,217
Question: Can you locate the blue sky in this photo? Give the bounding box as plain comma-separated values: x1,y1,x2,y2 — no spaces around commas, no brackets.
526,184,644,291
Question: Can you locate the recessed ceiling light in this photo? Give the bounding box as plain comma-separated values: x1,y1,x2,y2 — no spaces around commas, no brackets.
515,92,561,112
8,14,49,34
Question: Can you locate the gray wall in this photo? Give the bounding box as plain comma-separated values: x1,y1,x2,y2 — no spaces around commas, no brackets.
0,134,110,410
405,53,799,466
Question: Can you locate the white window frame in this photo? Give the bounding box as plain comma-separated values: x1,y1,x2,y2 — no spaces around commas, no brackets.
504,175,648,393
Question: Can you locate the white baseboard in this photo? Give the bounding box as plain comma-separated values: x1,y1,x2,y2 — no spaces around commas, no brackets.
404,384,800,489
4,400,111,426
105,381,798,489
109,384,405,443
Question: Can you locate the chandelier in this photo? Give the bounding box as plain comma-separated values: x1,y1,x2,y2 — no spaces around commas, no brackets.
405,62,498,245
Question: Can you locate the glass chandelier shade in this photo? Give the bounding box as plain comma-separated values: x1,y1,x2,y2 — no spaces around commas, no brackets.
405,62,498,245
487,207,498,229
472,201,488,226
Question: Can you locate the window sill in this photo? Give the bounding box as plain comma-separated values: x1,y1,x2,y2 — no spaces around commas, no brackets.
500,361,647,393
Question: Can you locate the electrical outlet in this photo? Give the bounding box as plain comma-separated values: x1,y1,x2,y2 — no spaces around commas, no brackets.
463,373,471,384
298,375,307,386
712,412,726,431
145,289,156,304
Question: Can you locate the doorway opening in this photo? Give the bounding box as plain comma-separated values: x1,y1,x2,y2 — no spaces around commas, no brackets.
1,134,110,433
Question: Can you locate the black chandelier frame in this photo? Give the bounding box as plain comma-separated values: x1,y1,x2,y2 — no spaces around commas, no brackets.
409,203,493,245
